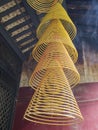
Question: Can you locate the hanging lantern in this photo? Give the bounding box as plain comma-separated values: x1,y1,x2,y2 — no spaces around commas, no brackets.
37,3,76,40
26,0,63,13
24,66,83,125
29,42,80,90
33,19,78,63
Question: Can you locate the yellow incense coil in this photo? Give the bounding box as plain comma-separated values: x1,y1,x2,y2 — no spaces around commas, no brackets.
33,19,78,63
30,42,80,90
37,3,76,40
27,0,63,13
24,67,83,125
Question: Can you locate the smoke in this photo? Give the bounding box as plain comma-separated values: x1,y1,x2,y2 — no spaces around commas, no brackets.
84,0,98,38
72,0,98,65
74,0,98,52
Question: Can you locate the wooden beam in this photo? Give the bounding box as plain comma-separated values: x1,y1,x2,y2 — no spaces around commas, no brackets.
17,34,35,45
0,25,25,61
20,38,37,51
0,0,11,6
22,0,40,28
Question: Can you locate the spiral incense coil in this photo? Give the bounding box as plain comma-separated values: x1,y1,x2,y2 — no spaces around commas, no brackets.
29,42,80,90
24,67,83,125
37,3,76,40
27,0,63,13
33,19,78,63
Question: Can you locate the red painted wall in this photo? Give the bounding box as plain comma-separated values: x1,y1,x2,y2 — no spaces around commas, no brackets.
13,83,98,130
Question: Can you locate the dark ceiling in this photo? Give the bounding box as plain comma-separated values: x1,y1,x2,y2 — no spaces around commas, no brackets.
0,0,98,61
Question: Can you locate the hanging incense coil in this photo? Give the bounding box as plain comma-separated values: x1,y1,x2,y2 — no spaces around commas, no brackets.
29,42,80,90
24,67,83,125
27,0,63,13
33,19,78,63
37,3,76,40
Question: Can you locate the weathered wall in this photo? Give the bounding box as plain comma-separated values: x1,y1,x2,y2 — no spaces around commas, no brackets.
13,83,98,130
